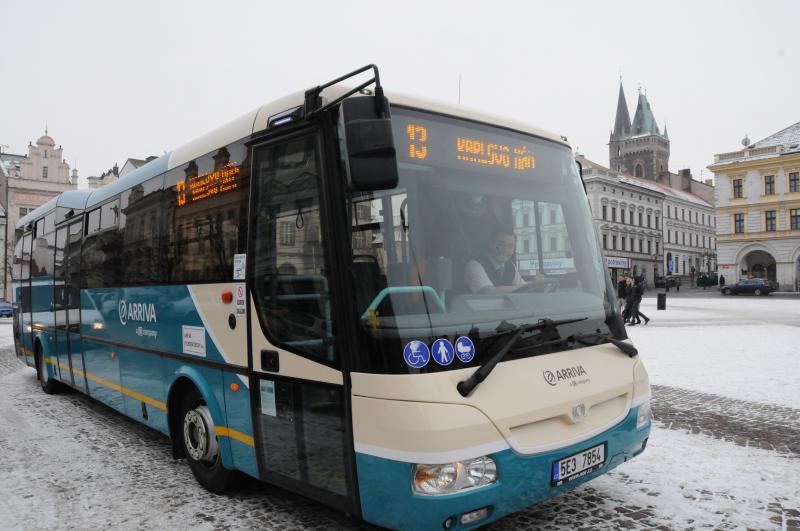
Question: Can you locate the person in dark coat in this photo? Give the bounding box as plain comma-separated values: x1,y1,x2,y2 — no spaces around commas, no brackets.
719,275,725,288
628,276,650,326
617,277,628,319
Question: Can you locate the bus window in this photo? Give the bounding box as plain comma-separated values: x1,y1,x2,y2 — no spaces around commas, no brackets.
250,135,335,364
120,175,164,285
163,140,250,283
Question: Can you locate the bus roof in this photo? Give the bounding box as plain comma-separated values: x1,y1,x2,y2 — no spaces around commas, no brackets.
17,189,93,230
18,86,569,230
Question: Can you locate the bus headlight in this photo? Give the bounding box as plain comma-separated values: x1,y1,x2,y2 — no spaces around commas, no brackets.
637,400,652,429
412,456,497,495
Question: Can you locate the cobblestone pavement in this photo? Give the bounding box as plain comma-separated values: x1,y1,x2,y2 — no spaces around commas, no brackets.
1,345,798,530
651,384,800,456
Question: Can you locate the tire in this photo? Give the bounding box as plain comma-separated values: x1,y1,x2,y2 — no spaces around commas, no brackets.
36,344,61,395
179,388,235,493
754,289,762,296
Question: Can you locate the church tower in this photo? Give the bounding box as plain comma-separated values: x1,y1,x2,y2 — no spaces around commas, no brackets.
608,82,670,180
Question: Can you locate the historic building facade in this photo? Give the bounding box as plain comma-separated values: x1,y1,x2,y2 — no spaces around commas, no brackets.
709,121,800,290
0,133,78,297
579,155,664,286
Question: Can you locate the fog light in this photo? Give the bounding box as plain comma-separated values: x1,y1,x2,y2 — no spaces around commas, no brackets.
637,400,652,429
460,507,490,525
413,456,497,495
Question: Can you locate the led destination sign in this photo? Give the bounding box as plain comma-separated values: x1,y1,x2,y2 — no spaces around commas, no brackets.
398,113,537,174
176,162,241,207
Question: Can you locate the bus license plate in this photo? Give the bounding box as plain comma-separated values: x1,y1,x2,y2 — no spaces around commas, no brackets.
551,443,605,486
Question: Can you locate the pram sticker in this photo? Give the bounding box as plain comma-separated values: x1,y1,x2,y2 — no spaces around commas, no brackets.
455,336,476,363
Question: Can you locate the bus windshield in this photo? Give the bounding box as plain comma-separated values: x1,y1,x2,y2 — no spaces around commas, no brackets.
346,106,623,374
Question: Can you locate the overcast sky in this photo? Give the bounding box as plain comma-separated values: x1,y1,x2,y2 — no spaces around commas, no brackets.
2,0,798,188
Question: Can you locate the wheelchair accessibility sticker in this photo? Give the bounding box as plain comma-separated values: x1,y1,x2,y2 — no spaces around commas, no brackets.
403,340,430,369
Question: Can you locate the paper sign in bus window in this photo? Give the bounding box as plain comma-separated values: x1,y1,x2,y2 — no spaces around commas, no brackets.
182,325,206,357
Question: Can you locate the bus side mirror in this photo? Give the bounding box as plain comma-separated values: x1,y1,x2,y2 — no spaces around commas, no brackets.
340,97,399,191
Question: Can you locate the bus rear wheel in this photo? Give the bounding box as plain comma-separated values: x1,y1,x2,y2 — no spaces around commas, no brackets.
179,389,235,493
36,345,61,395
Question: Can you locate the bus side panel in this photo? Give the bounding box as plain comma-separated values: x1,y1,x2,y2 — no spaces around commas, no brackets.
164,362,234,471
119,347,168,434
82,338,125,413
223,372,258,478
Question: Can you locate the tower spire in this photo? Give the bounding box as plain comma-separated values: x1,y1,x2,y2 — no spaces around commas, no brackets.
612,81,631,139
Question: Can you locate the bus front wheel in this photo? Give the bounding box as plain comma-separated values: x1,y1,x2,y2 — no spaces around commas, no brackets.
179,389,235,493
36,344,61,395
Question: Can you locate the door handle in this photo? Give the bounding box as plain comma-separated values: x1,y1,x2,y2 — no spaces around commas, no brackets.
261,350,279,373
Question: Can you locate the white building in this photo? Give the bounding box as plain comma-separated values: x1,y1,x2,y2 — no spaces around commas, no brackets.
579,155,664,286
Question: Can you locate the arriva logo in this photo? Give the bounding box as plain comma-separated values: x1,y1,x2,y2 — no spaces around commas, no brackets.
118,299,157,325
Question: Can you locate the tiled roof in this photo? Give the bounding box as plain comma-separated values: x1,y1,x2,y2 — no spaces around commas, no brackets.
754,121,800,150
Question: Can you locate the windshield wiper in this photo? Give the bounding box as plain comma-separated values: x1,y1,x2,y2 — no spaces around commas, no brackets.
569,332,638,357
456,317,587,397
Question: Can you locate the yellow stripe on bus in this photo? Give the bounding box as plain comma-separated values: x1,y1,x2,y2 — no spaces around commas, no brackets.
215,426,255,447
41,356,254,447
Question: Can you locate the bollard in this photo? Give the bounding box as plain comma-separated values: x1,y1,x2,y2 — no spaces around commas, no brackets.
657,293,666,311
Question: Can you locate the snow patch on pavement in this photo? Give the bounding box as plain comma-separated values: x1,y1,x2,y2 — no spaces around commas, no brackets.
628,324,800,409
593,422,800,530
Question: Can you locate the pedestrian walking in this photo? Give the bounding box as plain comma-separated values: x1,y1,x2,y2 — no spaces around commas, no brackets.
719,275,725,288
628,276,650,326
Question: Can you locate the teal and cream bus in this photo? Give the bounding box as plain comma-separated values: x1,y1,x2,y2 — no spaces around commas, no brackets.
12,65,651,530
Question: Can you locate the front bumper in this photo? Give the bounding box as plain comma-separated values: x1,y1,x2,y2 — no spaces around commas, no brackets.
356,405,650,530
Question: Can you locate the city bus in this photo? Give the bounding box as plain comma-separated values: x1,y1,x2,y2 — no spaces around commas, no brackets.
12,65,651,530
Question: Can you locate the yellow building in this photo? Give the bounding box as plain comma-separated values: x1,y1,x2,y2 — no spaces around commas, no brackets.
709,122,800,291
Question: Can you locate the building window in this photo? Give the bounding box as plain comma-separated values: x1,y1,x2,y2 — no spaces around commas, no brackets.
612,235,617,250
765,210,776,232
639,212,643,226
667,231,671,243
630,209,635,224
550,236,557,250
734,213,744,234
523,239,530,253
655,216,660,229
601,205,607,220
791,209,800,230
764,175,775,195
733,178,743,198
655,242,659,254
620,210,625,224
647,214,652,228
682,232,686,245
611,207,616,222
19,207,28,217
790,172,799,193
647,240,652,254
279,222,296,245
42,166,48,179
602,234,608,249
523,213,530,227
682,209,685,221
638,239,643,252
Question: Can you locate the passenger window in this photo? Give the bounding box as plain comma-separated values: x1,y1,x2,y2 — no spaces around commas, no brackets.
251,135,335,363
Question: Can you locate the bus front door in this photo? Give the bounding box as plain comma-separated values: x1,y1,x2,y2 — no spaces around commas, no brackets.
247,131,356,514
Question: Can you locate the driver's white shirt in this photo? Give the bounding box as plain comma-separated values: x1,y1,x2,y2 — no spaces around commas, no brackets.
464,257,524,293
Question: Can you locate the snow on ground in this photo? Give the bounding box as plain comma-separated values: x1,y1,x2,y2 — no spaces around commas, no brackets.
0,320,14,347
592,422,800,530
627,297,800,409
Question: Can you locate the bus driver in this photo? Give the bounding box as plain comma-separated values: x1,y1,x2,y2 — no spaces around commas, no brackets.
464,228,526,294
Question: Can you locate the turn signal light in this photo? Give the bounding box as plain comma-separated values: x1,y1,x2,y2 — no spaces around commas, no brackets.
230,383,240,392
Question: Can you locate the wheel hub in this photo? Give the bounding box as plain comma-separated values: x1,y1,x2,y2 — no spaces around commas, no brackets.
182,405,219,462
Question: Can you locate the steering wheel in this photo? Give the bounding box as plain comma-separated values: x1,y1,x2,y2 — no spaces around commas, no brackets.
514,277,560,293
